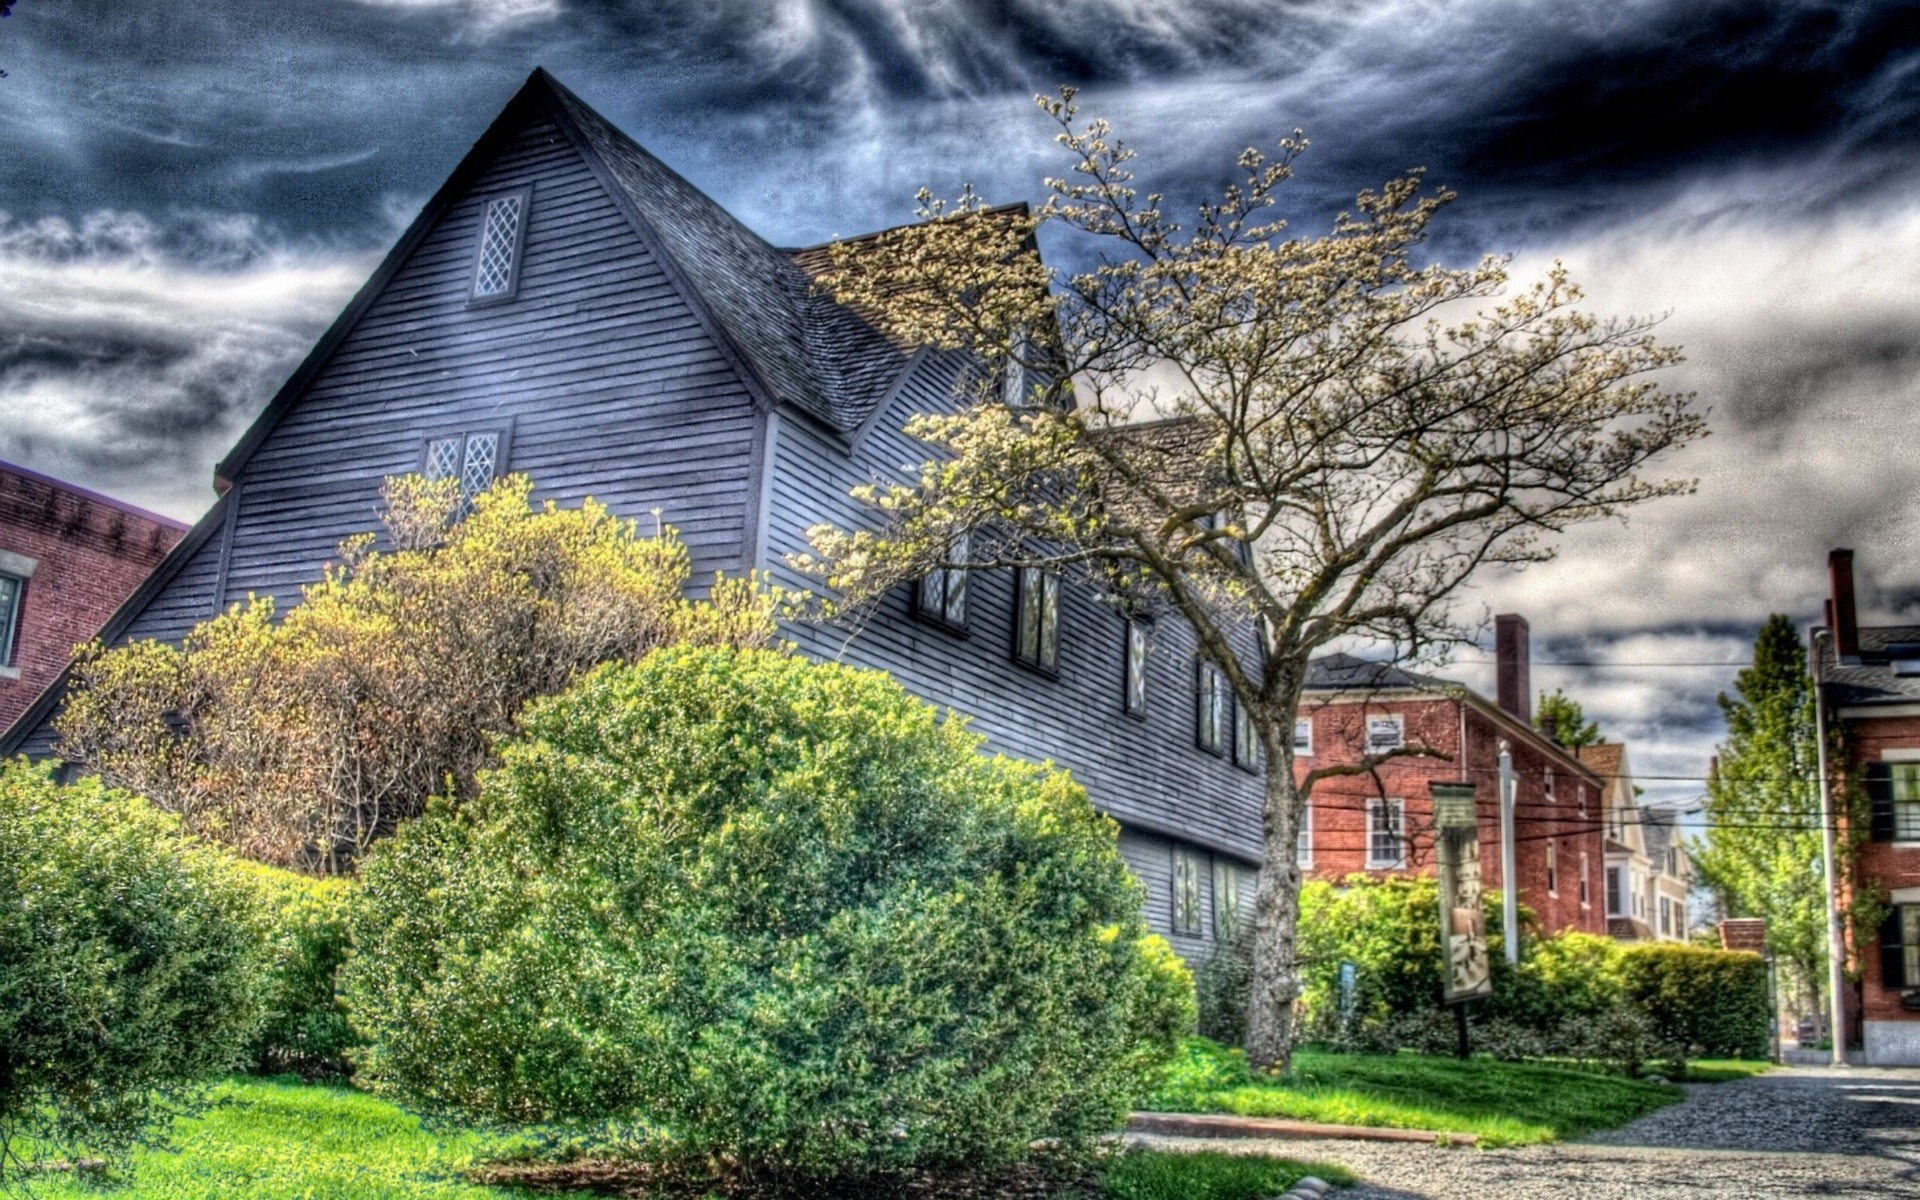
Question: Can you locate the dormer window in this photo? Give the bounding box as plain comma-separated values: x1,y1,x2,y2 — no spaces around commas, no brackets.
470,188,531,303
915,534,969,631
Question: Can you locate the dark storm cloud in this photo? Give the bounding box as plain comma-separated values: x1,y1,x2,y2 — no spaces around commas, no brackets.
5,1,1918,254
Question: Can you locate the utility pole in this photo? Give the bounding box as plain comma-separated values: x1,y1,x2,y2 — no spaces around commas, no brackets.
1810,626,1849,1067
1499,740,1518,964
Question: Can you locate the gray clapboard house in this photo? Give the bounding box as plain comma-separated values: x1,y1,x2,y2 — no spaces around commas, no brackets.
2,70,1264,960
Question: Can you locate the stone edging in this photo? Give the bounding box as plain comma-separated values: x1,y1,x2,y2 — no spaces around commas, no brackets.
1127,1110,1478,1147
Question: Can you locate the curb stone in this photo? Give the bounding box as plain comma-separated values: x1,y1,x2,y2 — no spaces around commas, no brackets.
1128,1111,1476,1146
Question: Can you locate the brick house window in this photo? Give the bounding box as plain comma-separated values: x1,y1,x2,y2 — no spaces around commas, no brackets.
1579,851,1590,907
915,534,969,630
1172,848,1202,935
1296,801,1313,868
1546,842,1558,896
1367,798,1406,868
1880,905,1920,989
1195,661,1228,754
0,572,23,666
1366,714,1404,752
1014,567,1059,672
1212,860,1241,940
470,188,531,302
1293,716,1313,756
1124,619,1149,716
1893,764,1920,840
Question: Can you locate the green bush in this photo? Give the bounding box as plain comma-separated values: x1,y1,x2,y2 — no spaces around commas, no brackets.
242,864,357,1077
1620,943,1768,1059
1194,921,1254,1046
0,761,263,1175
344,647,1192,1184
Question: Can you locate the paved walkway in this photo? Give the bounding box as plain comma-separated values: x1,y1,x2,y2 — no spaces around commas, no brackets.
1127,1066,1920,1198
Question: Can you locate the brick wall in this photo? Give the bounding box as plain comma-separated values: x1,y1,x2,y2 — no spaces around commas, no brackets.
0,466,185,730
1846,712,1920,1028
1298,694,1607,936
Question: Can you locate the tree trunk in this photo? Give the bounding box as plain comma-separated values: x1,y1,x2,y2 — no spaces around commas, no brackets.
1245,739,1304,1073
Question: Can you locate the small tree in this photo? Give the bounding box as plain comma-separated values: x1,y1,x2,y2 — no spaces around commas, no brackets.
1534,688,1602,747
801,90,1704,1070
56,474,778,872
1693,615,1853,1026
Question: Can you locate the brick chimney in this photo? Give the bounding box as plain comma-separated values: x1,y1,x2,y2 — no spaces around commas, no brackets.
1495,613,1531,723
1829,548,1859,661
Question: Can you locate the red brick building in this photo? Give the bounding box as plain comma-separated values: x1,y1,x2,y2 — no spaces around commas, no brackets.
1296,614,1608,938
0,462,186,731
1817,549,1920,1065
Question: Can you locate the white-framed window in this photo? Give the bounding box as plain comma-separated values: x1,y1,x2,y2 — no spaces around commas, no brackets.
1234,697,1260,771
423,429,506,509
1544,770,1556,805
1367,798,1406,868
1293,716,1313,756
1014,566,1059,672
1212,860,1241,941
1577,784,1588,819
1124,619,1149,716
1631,870,1645,919
1366,713,1405,752
1891,762,1920,840
1659,896,1674,937
1296,802,1313,868
0,571,23,667
1579,851,1590,907
1172,847,1202,935
470,187,531,302
1606,865,1624,916
1195,660,1228,754
1546,842,1558,896
915,533,969,630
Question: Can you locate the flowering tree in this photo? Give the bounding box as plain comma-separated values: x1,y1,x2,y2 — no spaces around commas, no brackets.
797,90,1705,1070
57,474,778,872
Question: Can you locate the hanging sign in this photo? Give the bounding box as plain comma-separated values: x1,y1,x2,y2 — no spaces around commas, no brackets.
1433,782,1492,1002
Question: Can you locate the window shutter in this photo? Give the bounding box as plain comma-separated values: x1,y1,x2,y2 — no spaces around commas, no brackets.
1868,762,1895,843
1881,907,1907,990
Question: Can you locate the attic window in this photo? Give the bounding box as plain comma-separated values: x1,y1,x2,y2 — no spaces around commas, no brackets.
470,188,531,303
424,429,508,511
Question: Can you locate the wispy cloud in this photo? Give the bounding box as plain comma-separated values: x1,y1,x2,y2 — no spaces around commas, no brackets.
347,0,562,39
0,211,370,519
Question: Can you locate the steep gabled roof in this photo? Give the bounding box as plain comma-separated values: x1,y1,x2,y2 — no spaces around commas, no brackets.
542,72,908,432
214,68,928,489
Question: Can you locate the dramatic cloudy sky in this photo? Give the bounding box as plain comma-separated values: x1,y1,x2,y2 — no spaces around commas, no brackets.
3,0,1919,806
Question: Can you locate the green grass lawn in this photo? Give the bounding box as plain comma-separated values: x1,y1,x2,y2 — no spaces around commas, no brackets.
1100,1150,1351,1200
17,1075,1338,1200
1682,1059,1772,1083
1145,1038,1685,1147
20,1076,569,1200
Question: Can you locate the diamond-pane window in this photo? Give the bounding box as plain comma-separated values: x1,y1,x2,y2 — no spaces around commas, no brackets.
424,436,462,482
471,193,527,300
460,433,498,500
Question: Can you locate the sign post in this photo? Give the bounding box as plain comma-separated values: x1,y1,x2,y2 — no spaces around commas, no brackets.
1433,782,1492,1057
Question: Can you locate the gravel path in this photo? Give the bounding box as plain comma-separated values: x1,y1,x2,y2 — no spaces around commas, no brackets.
1127,1066,1920,1198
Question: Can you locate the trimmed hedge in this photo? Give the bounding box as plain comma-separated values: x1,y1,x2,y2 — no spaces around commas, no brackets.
1620,943,1768,1059
0,761,263,1173
345,647,1193,1182
1294,876,1766,1068
242,864,357,1077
